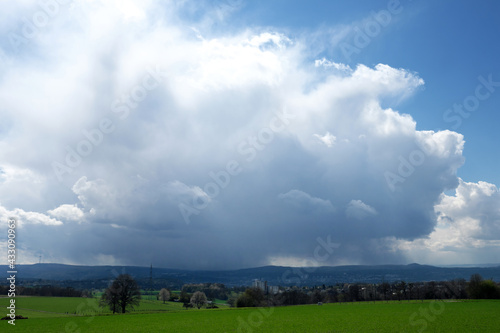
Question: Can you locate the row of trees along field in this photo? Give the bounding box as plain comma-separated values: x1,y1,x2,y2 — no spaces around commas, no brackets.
232,274,500,308
97,273,500,313
4,273,498,313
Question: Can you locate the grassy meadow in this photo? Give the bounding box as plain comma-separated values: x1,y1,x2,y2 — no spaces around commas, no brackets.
1,296,499,332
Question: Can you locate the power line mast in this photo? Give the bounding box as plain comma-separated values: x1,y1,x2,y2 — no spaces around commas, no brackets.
149,263,153,300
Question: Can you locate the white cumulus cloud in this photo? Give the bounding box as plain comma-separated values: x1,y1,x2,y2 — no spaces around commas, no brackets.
346,200,378,220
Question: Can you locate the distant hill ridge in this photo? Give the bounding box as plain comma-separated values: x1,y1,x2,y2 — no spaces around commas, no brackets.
1,263,500,287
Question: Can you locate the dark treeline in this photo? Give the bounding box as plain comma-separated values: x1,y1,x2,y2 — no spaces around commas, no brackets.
3,273,499,305
0,285,93,297
234,274,500,307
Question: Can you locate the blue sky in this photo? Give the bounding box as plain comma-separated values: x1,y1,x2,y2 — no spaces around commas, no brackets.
0,0,499,269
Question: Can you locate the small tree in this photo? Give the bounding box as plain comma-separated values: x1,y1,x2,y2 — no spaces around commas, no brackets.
236,287,265,307
227,295,237,307
179,290,190,303
190,291,207,309
100,274,141,314
468,274,500,299
467,274,483,299
158,288,170,304
311,289,323,304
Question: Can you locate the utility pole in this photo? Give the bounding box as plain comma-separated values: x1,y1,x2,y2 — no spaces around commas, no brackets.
149,263,153,300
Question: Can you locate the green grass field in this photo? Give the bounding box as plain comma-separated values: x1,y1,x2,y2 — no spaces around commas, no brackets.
0,296,184,318
1,297,499,332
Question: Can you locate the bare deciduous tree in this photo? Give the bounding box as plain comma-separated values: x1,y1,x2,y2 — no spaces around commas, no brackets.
100,274,141,314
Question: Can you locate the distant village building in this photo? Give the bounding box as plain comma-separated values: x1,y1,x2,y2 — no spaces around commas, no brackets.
253,279,279,294
267,285,279,294
253,279,267,291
